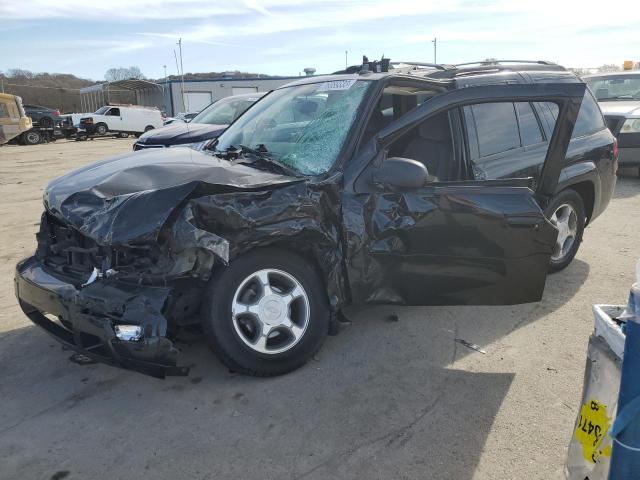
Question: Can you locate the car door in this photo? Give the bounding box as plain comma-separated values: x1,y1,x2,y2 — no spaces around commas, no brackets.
105,107,122,131
342,83,585,306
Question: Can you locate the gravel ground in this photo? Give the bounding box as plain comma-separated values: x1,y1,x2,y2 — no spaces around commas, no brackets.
1,138,639,480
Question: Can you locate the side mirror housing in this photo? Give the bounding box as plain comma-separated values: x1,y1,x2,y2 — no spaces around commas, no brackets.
373,157,428,189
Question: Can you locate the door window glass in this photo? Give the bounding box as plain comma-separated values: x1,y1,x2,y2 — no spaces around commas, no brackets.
468,102,520,157
515,102,543,146
108,108,120,116
0,103,8,118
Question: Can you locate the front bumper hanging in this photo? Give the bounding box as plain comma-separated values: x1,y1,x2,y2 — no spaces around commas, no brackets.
14,256,189,378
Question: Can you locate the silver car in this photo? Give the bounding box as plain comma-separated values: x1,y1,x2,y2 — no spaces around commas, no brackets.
585,71,640,171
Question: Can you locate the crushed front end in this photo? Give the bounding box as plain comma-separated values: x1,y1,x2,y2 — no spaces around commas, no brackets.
13,211,217,378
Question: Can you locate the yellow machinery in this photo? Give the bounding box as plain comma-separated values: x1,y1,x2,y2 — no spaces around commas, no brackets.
0,93,32,144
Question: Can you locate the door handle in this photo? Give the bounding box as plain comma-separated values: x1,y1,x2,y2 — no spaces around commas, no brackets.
505,216,541,228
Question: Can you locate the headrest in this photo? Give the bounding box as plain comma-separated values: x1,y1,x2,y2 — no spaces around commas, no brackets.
418,114,449,140
295,99,318,116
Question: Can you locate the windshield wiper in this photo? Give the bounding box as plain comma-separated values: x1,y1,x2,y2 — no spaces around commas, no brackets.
598,95,636,100
236,144,301,177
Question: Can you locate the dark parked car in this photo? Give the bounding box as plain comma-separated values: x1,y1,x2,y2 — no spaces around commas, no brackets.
15,59,616,378
20,104,64,144
133,92,265,151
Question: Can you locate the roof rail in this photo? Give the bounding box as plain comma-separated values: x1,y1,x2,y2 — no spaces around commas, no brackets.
391,62,456,71
455,60,558,67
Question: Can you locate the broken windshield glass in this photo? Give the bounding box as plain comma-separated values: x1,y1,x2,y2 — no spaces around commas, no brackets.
214,79,373,175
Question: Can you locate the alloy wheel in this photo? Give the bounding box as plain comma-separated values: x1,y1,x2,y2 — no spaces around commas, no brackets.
550,203,578,262
231,269,310,355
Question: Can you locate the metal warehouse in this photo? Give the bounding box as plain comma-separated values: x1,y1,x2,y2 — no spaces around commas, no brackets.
80,76,300,116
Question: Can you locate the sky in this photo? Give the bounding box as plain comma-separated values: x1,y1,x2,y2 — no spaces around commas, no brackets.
0,0,638,81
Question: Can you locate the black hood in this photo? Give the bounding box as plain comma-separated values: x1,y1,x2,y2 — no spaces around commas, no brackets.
44,148,300,246
136,122,227,146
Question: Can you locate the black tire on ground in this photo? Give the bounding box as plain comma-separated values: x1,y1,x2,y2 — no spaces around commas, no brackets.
144,125,155,132
545,188,586,273
202,248,330,376
95,123,108,135
21,130,42,145
118,132,129,138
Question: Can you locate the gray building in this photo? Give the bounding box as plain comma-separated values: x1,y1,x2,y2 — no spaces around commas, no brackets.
162,77,300,115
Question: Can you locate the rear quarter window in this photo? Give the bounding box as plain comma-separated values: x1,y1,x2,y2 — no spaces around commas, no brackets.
541,91,605,138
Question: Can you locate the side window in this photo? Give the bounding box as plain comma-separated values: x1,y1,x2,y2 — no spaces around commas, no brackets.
0,103,9,119
385,111,454,182
108,108,120,116
515,102,543,146
468,103,520,157
361,84,437,146
540,91,605,138
464,102,551,181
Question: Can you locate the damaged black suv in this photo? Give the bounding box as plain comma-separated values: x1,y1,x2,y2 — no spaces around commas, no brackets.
15,59,617,378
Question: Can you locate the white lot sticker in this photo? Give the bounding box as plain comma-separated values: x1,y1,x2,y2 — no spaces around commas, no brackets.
316,79,356,91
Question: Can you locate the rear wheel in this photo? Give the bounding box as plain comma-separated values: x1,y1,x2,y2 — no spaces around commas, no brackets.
545,189,586,272
21,130,42,145
144,125,154,132
202,249,329,376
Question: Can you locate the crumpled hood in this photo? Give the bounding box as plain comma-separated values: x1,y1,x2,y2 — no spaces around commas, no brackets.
599,101,640,117
137,122,227,146
44,147,300,246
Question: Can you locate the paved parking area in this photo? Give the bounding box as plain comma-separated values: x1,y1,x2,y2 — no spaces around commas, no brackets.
1,138,639,480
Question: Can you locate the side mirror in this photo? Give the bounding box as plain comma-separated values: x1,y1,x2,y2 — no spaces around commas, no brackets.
373,157,428,189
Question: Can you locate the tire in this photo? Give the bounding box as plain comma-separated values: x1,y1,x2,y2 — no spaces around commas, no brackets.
21,130,42,145
118,132,129,138
144,125,154,132
545,189,586,273
202,248,330,376
95,123,108,135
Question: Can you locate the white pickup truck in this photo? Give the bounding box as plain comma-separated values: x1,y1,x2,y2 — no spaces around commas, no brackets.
79,105,163,137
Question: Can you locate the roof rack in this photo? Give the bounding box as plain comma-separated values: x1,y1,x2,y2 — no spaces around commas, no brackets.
391,62,456,71
455,59,558,67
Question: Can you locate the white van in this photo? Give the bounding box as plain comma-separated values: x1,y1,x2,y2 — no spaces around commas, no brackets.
79,105,163,137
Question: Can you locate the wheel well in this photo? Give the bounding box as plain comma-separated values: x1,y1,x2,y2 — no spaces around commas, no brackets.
236,243,333,301
566,181,595,224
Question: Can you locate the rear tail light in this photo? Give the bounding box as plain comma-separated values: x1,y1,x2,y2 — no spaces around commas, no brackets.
613,137,619,161
53,110,60,117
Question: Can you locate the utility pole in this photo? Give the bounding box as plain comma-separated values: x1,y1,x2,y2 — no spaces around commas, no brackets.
176,38,188,112
345,50,348,69
162,64,168,115
432,38,437,64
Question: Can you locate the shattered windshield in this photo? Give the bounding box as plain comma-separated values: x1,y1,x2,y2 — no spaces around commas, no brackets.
214,79,372,175
586,75,640,100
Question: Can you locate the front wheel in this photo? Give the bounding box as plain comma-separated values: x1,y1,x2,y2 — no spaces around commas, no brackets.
545,189,586,273
95,123,108,135
202,249,329,376
21,130,42,145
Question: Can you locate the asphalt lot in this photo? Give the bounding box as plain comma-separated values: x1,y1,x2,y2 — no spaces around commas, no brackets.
1,138,639,480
